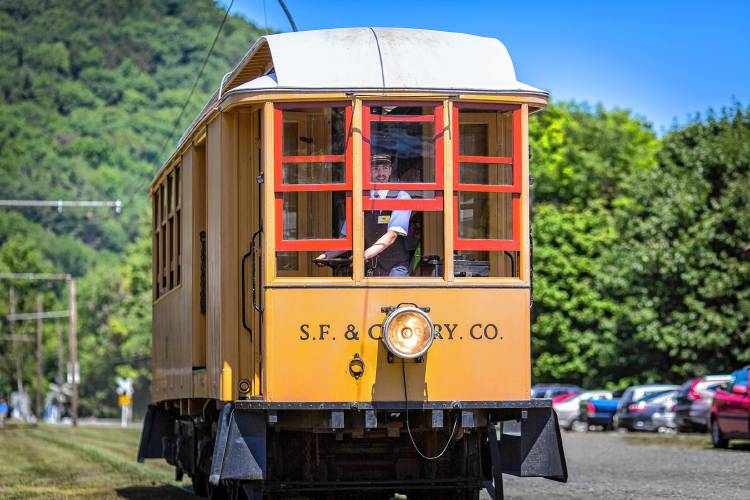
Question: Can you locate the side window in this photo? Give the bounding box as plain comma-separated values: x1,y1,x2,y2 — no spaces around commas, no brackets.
361,102,445,277
452,104,521,278
153,163,182,298
274,103,352,277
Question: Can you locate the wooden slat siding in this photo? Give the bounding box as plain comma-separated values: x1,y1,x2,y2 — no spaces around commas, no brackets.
188,142,209,399
191,144,207,372
237,110,253,394
177,153,192,396
520,104,530,282
261,102,275,396
206,117,223,399
220,112,240,402
251,109,263,396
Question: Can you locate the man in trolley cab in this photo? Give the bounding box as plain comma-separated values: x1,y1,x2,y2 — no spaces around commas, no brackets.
316,153,413,276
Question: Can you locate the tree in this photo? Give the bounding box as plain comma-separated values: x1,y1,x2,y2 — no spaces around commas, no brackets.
605,105,750,382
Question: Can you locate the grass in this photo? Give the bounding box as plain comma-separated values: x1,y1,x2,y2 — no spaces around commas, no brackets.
622,431,713,449
0,423,197,499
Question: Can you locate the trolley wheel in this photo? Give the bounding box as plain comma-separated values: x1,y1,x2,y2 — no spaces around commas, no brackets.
711,418,728,449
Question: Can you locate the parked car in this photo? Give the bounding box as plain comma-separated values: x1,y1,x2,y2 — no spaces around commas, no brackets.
552,392,578,405
616,389,679,432
579,392,623,430
531,384,583,399
710,366,750,448
675,374,732,432
613,384,680,430
554,390,613,431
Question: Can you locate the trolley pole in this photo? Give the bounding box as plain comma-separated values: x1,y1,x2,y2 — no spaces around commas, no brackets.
36,292,43,420
68,278,78,427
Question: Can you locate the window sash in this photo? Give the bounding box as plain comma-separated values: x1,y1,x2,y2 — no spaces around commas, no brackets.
452,104,522,193
361,101,444,194
274,102,353,252
452,103,522,252
274,103,353,192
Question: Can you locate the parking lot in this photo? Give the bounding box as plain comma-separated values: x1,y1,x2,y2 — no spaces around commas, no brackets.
493,431,750,499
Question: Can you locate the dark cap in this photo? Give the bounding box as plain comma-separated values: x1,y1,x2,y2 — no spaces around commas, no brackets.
371,154,392,166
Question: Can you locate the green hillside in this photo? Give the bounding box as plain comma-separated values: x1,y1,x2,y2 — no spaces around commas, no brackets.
0,0,748,417
0,0,265,414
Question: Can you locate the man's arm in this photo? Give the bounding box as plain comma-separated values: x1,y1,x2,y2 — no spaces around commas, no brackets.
364,229,399,260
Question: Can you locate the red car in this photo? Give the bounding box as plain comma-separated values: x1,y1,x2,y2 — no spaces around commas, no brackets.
710,366,750,448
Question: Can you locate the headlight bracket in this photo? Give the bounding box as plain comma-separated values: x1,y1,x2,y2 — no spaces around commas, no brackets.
381,303,431,314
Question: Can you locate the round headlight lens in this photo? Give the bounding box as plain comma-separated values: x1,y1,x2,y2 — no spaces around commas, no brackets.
383,307,434,359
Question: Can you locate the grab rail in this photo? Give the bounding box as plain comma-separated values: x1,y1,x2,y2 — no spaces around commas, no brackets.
241,227,264,335
251,228,263,314
241,245,253,335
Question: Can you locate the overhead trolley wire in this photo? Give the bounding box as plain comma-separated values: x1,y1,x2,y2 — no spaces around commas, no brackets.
276,0,298,32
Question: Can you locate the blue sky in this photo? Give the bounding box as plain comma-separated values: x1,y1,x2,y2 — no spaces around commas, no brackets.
222,0,749,133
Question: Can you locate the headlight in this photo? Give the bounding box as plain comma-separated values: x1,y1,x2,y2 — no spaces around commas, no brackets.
382,306,435,359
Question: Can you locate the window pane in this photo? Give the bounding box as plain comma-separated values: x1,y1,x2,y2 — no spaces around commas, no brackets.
282,162,345,184
454,250,519,278
282,107,346,156
370,121,435,184
459,162,513,185
457,191,513,240
458,109,513,158
282,191,347,240
277,251,351,278
363,211,444,278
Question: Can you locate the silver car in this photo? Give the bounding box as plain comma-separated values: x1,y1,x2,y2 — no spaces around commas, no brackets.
554,390,614,431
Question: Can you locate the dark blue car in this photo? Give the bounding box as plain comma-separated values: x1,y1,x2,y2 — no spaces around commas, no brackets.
580,395,621,430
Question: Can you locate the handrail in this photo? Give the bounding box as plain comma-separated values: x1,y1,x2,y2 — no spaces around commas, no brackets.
241,245,253,335
251,228,263,314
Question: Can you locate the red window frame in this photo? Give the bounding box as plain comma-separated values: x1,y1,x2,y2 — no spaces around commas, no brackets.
274,102,353,251
362,101,444,211
452,103,522,252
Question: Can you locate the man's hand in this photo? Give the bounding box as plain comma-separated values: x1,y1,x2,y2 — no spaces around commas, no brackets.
314,252,327,266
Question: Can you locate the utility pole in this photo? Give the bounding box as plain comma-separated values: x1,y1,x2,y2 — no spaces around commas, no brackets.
9,286,23,393
68,278,78,426
1,273,76,424
36,292,43,420
56,323,65,386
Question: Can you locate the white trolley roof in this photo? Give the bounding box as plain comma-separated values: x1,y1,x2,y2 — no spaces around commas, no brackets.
161,28,545,180
226,27,544,95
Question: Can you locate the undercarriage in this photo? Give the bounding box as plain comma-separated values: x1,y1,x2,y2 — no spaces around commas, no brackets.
138,400,566,499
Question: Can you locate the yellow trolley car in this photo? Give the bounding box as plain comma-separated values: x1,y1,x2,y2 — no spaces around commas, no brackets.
138,28,566,499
